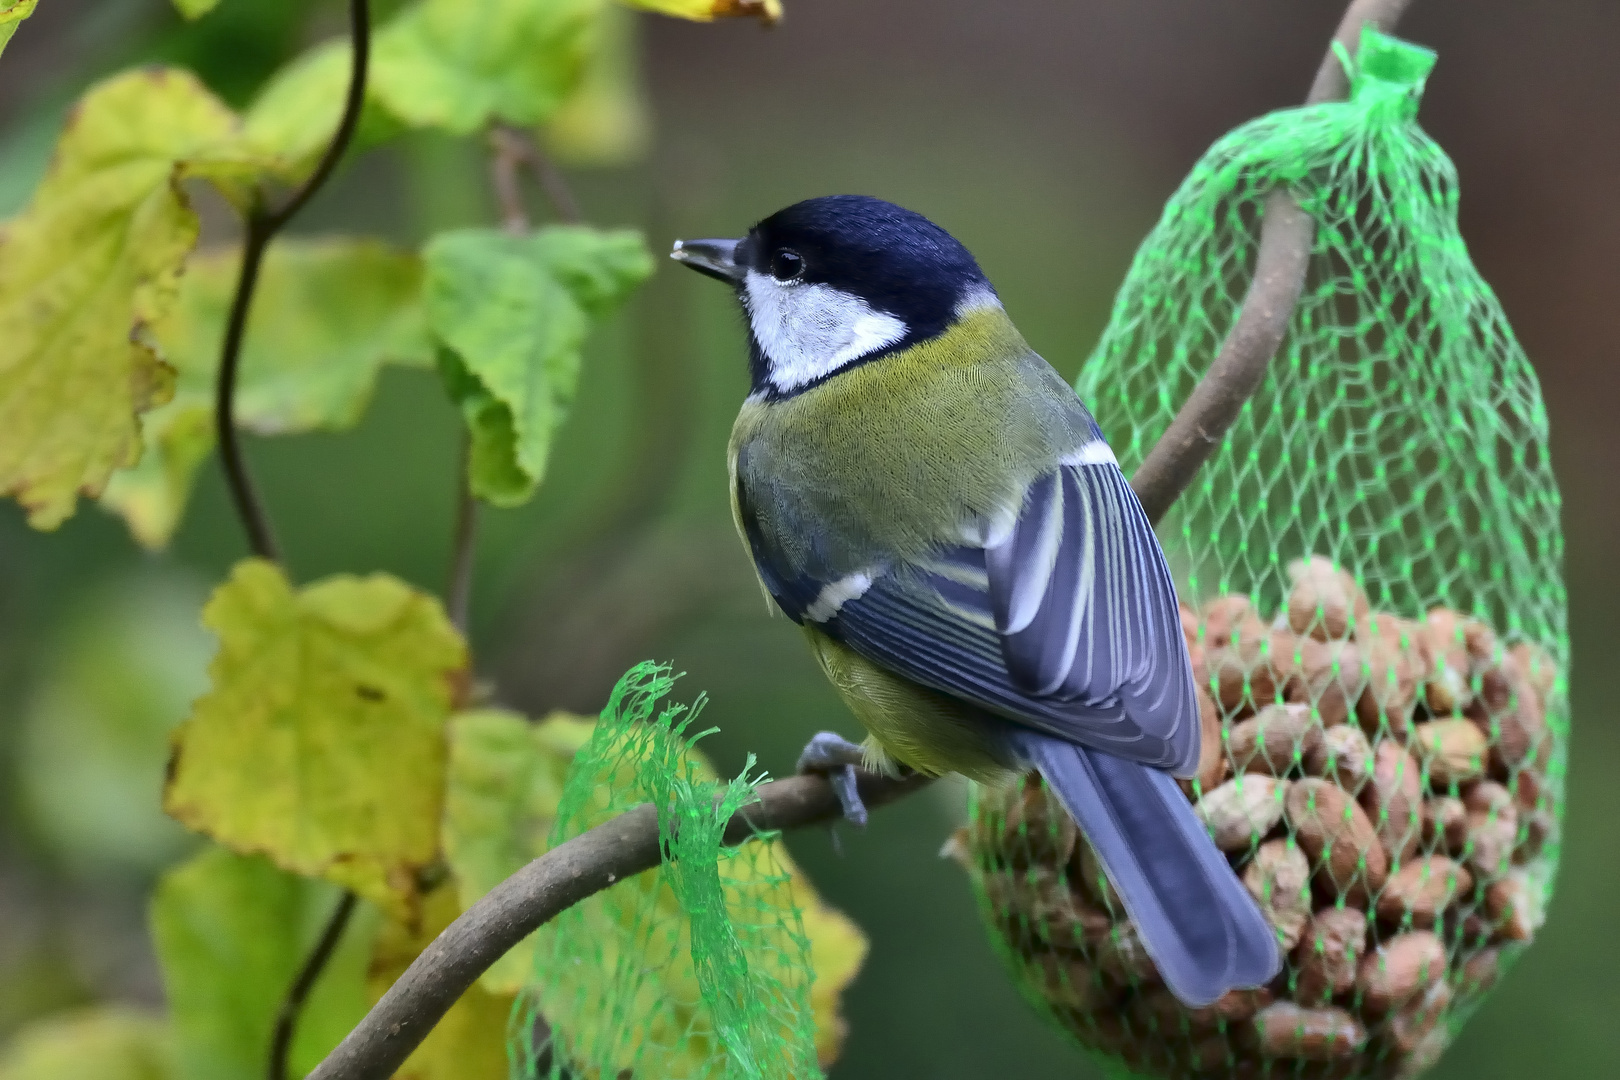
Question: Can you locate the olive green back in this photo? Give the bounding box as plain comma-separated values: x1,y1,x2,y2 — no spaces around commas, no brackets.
728,305,1096,577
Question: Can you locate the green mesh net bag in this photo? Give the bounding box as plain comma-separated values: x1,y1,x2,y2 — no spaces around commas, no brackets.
956,28,1568,1080
509,663,861,1080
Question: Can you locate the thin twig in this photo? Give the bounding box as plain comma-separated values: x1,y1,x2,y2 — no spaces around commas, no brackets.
215,0,372,562
490,125,585,225
488,128,532,236
268,891,359,1080
308,2,1414,1075
1129,0,1414,525
446,429,479,637
215,218,281,561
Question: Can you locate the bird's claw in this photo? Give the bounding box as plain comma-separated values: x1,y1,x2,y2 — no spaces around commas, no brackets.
796,731,869,827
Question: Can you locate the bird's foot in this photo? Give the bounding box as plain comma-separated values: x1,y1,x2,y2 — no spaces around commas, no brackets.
797,731,869,827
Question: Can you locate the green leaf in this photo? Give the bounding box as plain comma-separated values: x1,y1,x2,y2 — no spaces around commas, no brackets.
423,225,652,506
0,1007,171,1080
442,708,595,991
162,559,467,919
151,846,376,1080
0,2,40,61
101,237,431,548
243,39,403,179
619,0,782,25
0,67,274,530
366,880,514,1080
170,0,220,21
17,570,211,878
372,0,602,134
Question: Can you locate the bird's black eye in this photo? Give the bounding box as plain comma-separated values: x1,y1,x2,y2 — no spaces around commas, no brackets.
771,249,805,281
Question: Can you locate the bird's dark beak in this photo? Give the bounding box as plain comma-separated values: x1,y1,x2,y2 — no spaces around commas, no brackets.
671,238,744,284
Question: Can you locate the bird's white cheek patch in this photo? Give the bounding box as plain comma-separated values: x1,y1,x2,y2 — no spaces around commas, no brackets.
744,272,907,393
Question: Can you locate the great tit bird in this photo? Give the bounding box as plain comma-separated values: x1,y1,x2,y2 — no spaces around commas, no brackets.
672,195,1279,1007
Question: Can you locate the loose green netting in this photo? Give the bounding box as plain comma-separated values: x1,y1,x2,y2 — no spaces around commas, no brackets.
509,663,833,1080
958,28,1568,1080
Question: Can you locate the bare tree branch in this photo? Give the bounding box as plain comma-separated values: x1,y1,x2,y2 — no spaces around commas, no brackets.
308,1,1414,1076
1130,0,1415,523
308,771,930,1080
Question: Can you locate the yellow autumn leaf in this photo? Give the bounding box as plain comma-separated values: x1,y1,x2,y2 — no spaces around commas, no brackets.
0,67,273,530
620,0,782,26
163,559,467,920
442,708,595,992
367,880,515,1080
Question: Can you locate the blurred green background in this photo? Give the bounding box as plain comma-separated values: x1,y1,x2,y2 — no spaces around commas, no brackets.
1,1,1616,1077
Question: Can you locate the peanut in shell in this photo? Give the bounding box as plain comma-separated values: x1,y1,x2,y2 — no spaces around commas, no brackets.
1186,684,1229,796
1287,637,1364,728
1228,703,1322,777
1375,856,1473,929
1304,724,1374,792
1202,594,1258,648
1292,907,1368,1005
1507,640,1558,701
1252,1001,1366,1061
1422,795,1469,854
1209,624,1299,717
1385,980,1452,1054
1354,613,1430,740
1364,740,1424,864
1070,835,1123,916
996,773,1077,868
1285,778,1388,907
1242,838,1312,951
1029,949,1116,1011
1410,718,1488,788
1196,775,1288,852
1286,556,1370,642
1357,931,1447,1012
1483,869,1538,942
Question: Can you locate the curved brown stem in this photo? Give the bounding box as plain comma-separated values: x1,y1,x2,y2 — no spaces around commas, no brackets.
306,2,1416,1076
267,890,358,1080
307,769,930,1080
215,0,372,562
1129,0,1415,524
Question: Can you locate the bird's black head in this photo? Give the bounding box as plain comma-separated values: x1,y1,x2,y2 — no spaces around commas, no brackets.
672,196,998,399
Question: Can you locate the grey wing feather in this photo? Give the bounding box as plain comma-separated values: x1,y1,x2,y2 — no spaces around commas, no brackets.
782,457,1199,774
984,462,1200,775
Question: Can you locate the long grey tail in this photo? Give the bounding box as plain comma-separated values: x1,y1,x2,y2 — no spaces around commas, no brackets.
1020,733,1281,1006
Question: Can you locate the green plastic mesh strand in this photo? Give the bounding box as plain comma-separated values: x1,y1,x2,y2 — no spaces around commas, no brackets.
958,28,1568,1080
509,663,824,1080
